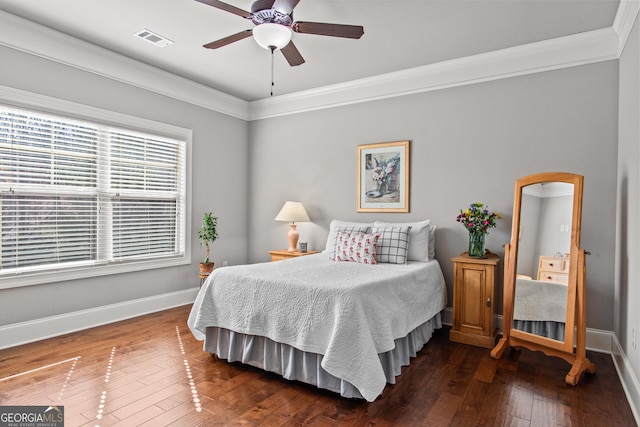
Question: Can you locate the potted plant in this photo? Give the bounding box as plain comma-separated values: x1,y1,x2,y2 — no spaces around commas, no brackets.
198,212,219,275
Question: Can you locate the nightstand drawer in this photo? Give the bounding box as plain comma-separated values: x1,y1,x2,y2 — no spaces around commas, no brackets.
539,257,566,272
538,272,569,284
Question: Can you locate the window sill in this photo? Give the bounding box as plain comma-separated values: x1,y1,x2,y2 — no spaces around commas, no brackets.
0,255,191,290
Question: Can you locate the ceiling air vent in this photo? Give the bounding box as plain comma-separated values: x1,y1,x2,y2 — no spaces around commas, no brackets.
134,29,174,47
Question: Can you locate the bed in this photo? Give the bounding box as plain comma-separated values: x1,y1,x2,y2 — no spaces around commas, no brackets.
513,277,567,341
188,220,446,401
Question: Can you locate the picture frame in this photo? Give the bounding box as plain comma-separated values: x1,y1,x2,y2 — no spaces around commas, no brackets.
357,140,410,212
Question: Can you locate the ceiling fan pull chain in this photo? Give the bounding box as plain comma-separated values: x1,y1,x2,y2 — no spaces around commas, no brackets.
270,45,275,96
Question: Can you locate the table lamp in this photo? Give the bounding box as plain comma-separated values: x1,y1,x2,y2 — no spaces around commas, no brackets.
274,201,310,252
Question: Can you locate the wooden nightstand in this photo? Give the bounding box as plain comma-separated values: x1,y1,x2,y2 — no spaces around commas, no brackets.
268,249,320,262
198,273,209,287
450,251,501,348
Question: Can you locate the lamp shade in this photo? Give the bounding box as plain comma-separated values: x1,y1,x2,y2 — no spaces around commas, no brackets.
274,201,310,223
253,23,292,50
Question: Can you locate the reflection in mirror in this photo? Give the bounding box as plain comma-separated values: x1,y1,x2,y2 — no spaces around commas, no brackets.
513,182,574,342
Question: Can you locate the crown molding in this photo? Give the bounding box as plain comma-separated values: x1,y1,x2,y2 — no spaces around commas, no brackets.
614,0,640,54
249,27,619,120
0,10,250,120
0,6,629,122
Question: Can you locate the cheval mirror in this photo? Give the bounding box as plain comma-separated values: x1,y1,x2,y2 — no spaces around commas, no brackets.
490,172,596,385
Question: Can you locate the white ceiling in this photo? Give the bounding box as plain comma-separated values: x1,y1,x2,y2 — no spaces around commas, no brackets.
0,0,620,102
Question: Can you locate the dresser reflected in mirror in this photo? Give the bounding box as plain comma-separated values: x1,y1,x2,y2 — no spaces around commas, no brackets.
491,172,595,385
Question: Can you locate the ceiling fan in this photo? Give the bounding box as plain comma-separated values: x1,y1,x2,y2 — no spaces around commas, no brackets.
196,0,365,66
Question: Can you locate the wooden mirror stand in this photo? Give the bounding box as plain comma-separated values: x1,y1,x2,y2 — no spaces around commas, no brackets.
490,172,596,385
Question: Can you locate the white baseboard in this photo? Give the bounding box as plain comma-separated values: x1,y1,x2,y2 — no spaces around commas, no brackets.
0,287,200,350
611,334,640,425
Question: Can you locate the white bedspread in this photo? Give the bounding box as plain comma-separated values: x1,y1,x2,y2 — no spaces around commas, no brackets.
188,253,446,402
514,278,568,323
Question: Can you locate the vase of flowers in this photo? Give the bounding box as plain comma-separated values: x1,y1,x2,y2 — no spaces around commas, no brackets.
456,202,501,258
468,232,486,258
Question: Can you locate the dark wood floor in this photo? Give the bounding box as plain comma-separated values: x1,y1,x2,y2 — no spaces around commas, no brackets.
0,305,635,426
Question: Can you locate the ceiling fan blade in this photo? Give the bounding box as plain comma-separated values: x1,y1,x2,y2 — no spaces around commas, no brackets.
281,40,305,66
272,0,300,15
293,21,364,39
203,29,253,49
195,0,252,19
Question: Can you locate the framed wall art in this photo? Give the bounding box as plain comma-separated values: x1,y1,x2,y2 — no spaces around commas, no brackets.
357,140,410,212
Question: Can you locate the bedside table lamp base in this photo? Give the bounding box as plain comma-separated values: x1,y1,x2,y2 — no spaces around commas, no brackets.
287,224,299,252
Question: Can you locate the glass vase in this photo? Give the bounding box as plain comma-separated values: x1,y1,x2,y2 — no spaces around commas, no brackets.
468,233,486,258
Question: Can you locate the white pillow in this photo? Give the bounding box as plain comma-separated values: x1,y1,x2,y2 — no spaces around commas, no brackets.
374,220,431,262
333,231,380,264
428,225,437,261
324,220,373,259
371,225,412,264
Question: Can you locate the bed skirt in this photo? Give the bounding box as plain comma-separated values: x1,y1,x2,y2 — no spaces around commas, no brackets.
203,312,442,400
513,320,565,341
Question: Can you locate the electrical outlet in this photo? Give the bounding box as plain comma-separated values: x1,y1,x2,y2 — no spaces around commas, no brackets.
222,260,228,267
633,328,637,350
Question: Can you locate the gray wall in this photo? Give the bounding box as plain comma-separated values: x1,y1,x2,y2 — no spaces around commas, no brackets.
0,37,622,335
617,14,640,382
249,61,619,331
536,195,574,259
0,46,249,325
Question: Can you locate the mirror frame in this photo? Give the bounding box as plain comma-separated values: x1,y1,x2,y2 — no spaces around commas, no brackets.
491,172,595,385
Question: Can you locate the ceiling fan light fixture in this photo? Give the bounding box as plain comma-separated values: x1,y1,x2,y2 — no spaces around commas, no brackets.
253,23,292,50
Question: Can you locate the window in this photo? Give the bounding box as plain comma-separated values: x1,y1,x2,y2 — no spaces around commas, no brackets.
0,101,188,287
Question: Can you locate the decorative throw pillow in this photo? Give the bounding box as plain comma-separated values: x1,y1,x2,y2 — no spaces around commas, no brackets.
374,220,431,262
333,231,379,264
324,220,372,259
371,225,412,264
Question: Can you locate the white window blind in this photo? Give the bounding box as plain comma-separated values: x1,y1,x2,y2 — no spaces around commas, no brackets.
0,104,186,278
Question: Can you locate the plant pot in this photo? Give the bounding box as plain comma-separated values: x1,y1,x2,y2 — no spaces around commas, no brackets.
199,262,214,275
